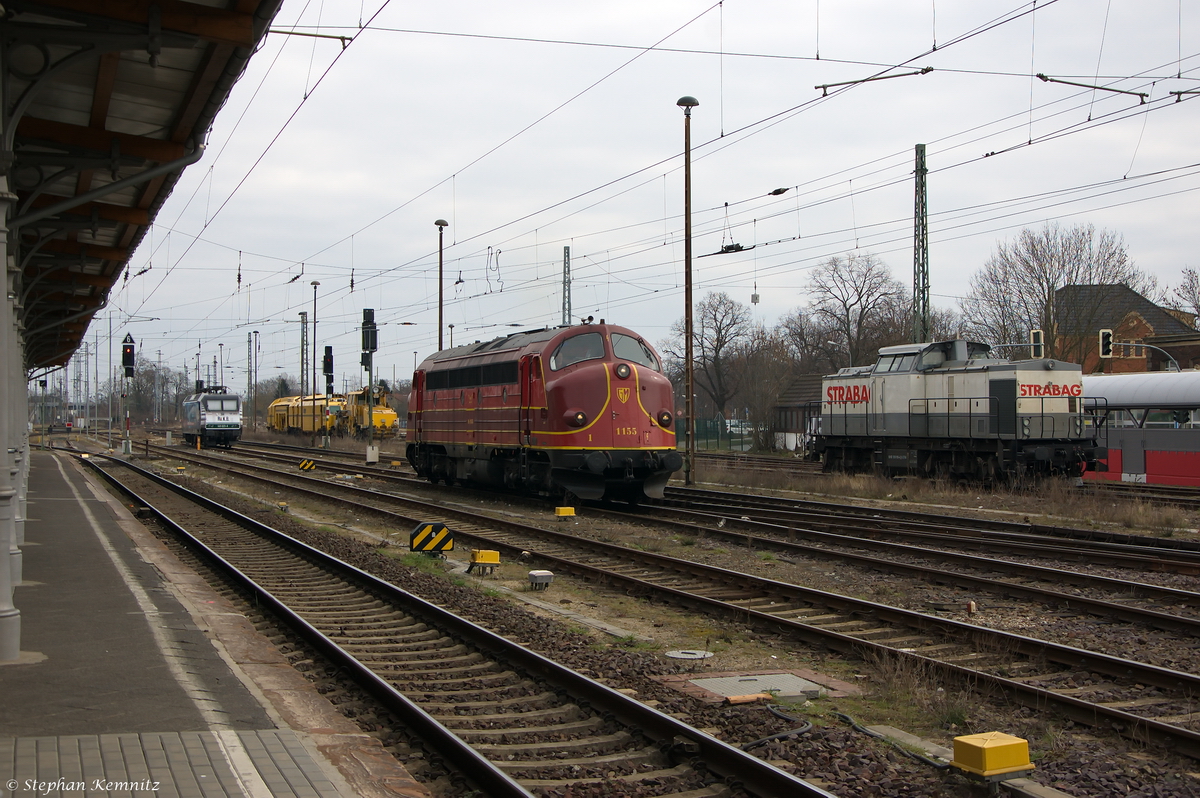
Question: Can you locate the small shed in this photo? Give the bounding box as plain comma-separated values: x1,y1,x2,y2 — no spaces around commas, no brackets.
773,374,825,452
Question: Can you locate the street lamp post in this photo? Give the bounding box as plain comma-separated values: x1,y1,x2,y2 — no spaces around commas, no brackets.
678,95,698,486
448,323,454,348
827,340,849,368
435,220,448,351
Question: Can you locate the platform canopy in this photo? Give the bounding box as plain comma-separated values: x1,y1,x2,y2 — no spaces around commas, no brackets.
1084,372,1200,410
5,0,283,371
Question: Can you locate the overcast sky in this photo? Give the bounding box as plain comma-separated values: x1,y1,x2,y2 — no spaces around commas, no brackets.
83,0,1200,391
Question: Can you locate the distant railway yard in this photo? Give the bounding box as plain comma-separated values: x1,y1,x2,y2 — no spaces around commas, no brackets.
50,427,1200,797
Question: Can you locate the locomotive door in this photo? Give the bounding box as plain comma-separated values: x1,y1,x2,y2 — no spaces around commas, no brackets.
520,355,547,443
870,378,885,434
518,356,534,444
412,371,425,438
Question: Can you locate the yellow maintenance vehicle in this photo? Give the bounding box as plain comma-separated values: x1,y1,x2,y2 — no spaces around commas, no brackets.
342,387,398,438
265,394,346,434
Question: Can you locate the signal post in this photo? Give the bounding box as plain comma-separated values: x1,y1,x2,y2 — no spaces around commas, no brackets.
362,309,379,464
121,334,135,455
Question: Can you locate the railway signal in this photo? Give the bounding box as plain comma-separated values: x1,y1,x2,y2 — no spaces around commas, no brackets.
121,333,135,378
1029,329,1044,359
322,345,334,395
362,308,379,460
1099,329,1114,358
361,308,377,353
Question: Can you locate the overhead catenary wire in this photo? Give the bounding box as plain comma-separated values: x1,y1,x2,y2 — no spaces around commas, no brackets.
109,1,1200,368
139,0,1104,302
127,0,397,322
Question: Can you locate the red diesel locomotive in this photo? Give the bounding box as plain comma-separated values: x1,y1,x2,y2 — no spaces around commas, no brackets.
406,320,683,502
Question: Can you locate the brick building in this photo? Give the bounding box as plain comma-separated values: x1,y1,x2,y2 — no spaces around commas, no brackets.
1054,284,1199,373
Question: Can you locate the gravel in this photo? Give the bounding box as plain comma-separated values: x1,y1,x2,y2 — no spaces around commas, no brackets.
160,466,1200,797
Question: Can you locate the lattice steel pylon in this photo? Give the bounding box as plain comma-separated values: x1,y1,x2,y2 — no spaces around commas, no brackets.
562,246,572,326
912,143,930,343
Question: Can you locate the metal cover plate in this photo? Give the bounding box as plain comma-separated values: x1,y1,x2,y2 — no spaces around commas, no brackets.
690,673,825,699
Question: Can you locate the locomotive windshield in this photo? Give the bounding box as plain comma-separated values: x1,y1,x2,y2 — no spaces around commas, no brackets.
549,332,605,370
204,397,239,411
875,354,917,373
611,333,660,371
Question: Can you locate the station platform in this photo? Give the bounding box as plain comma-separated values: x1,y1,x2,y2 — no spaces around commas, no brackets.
1,449,428,798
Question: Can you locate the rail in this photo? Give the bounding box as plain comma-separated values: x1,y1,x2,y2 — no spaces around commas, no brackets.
82,452,832,798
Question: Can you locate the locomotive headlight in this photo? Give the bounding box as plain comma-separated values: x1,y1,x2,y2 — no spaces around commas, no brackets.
657,410,674,428
614,363,632,379
565,410,588,427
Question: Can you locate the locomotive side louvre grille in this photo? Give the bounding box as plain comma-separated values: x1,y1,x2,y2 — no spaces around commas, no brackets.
426,361,519,390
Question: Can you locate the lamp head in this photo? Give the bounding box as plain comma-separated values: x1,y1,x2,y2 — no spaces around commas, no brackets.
311,280,320,287
435,219,448,228
677,96,699,108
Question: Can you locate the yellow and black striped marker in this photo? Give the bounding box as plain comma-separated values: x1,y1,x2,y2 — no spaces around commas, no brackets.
410,521,454,552
299,459,316,471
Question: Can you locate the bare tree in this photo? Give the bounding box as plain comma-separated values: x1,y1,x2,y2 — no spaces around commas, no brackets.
778,307,840,374
929,306,964,341
959,223,1155,360
778,302,959,375
1164,267,1200,327
732,325,794,449
807,252,906,366
663,291,752,419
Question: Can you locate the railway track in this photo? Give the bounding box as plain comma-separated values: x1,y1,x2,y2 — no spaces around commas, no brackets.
223,441,1200,574
127,442,1200,758
84,453,825,798
1081,479,1200,509
653,487,1200,573
693,451,824,478
155,429,1200,513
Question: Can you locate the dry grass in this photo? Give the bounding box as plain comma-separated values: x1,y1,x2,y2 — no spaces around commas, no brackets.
813,649,986,738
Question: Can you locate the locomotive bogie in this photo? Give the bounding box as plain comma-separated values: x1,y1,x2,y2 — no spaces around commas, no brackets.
407,322,682,501
812,339,1101,479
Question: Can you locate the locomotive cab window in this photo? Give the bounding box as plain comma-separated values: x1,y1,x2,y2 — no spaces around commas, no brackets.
205,398,238,411
550,332,605,370
611,333,660,371
918,349,946,370
876,354,917,373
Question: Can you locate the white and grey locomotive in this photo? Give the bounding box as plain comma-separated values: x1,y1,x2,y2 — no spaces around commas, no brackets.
181,386,242,448
810,339,1103,479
